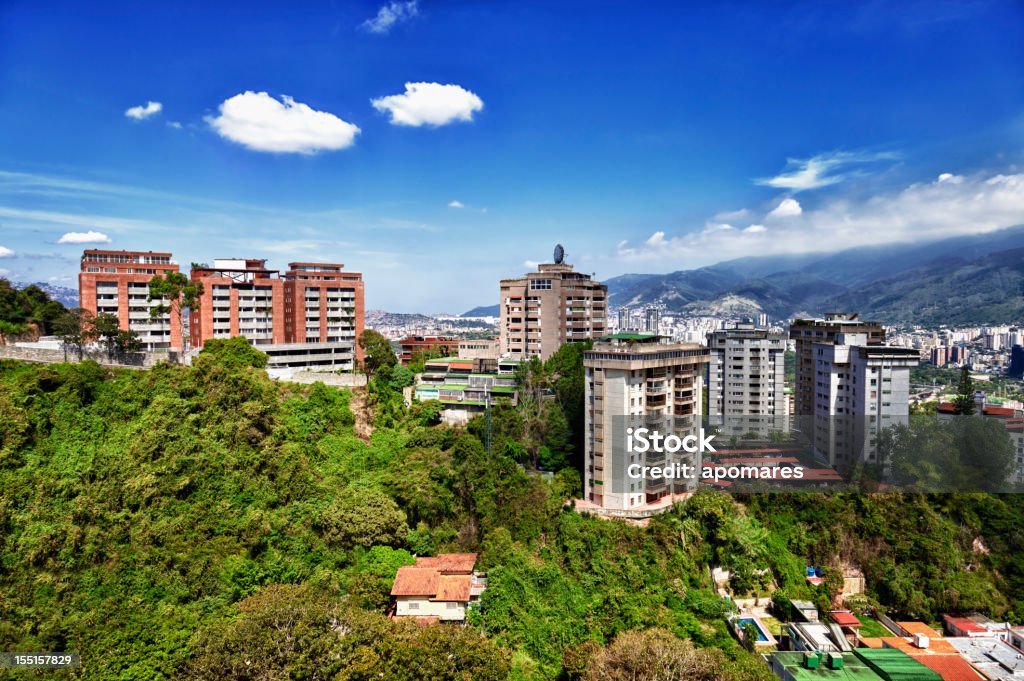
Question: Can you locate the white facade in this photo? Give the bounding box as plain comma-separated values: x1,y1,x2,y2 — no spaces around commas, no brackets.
584,337,708,513
707,323,788,437
811,333,918,467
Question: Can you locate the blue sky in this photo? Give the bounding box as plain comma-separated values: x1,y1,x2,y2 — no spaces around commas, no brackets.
1,0,1023,312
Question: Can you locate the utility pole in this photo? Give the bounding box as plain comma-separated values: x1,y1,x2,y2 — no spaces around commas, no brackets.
486,392,492,456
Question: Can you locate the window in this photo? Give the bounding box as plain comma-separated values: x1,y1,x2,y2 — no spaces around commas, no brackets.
408,602,419,610
530,279,552,290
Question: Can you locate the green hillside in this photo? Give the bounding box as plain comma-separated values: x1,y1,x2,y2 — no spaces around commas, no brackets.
1,341,1022,679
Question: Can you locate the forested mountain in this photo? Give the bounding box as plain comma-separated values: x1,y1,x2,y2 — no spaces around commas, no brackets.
605,225,1024,323
2,341,1023,679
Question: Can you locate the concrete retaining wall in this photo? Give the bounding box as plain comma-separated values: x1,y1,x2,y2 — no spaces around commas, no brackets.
0,344,163,369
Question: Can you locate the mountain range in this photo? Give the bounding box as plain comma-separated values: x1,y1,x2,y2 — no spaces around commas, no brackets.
603,225,1024,325
462,226,1024,325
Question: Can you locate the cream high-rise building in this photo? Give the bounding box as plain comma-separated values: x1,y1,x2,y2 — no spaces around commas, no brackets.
583,334,709,516
810,333,918,468
499,258,607,360
707,322,788,437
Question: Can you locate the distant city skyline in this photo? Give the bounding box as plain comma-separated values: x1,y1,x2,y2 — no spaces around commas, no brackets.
1,1,1023,312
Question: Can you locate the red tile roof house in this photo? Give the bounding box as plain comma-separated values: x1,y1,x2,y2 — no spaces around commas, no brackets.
390,553,486,624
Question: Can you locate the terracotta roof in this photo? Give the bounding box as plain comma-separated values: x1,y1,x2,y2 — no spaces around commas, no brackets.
390,567,440,596
859,637,886,648
944,615,988,634
431,575,473,602
414,553,477,574
883,637,959,656
912,654,984,681
899,622,942,639
831,611,862,627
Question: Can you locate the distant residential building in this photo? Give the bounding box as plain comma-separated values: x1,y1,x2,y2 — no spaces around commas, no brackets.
706,322,788,437
398,335,459,365
582,333,709,516
79,249,182,351
642,306,661,334
499,259,607,360
616,307,632,332
930,346,949,367
390,553,486,624
810,332,919,467
1008,344,1024,379
457,337,499,361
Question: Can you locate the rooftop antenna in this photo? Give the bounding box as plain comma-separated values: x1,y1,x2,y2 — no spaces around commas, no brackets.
553,243,565,264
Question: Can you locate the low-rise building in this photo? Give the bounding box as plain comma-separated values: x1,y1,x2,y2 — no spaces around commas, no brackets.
390,553,486,624
398,335,459,365
414,357,517,426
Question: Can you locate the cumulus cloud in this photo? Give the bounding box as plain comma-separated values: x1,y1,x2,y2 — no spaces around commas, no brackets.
0,245,15,258
57,230,112,244
372,82,483,127
125,101,162,120
361,1,418,34
616,171,1024,269
448,200,465,208
207,91,360,154
756,150,900,192
767,197,802,218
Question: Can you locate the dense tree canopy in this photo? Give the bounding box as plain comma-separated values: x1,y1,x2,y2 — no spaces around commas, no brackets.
1,341,1023,680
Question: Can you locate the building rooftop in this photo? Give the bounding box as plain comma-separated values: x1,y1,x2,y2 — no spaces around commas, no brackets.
391,553,479,603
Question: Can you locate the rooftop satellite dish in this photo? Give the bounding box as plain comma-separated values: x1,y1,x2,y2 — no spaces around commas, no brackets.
553,244,565,264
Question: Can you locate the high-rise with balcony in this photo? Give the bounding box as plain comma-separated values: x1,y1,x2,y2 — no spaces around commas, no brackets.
282,262,364,361
789,313,885,418
583,334,709,516
79,249,181,351
190,259,364,371
707,322,788,437
499,261,607,361
189,259,286,348
810,333,918,467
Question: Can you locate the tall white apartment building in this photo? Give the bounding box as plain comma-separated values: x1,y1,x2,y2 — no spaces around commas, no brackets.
583,334,709,516
707,323,788,437
811,332,919,467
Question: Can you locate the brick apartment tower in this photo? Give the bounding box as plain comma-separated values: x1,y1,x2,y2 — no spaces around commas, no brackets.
499,262,607,361
79,250,182,351
189,259,286,348
282,262,365,362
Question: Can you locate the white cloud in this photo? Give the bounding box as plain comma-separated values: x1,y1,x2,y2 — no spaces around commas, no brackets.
361,0,418,34
125,101,163,120
57,230,112,244
713,208,750,221
167,121,182,129
524,260,540,269
207,91,360,154
448,200,465,208
937,172,963,184
756,150,900,192
0,245,15,258
767,197,802,218
615,170,1024,269
372,82,483,127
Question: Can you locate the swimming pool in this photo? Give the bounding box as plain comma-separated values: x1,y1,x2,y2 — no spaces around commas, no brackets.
737,617,769,642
